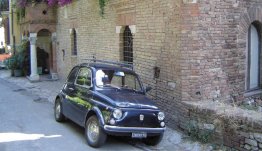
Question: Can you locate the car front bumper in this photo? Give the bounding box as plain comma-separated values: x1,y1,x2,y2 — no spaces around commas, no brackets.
103,125,165,136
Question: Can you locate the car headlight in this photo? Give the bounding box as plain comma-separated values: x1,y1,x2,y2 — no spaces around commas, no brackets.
113,109,123,120
158,112,165,121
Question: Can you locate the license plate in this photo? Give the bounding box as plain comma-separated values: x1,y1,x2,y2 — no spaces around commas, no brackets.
132,132,147,138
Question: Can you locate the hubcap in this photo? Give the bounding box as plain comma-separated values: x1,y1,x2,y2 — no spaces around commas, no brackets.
55,103,61,119
87,120,99,143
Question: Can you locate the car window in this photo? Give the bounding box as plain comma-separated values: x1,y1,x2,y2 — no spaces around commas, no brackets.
96,69,142,91
75,68,92,87
67,67,79,83
111,73,141,91
125,74,140,90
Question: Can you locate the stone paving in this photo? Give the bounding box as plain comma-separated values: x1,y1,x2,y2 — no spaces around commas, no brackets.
0,69,214,151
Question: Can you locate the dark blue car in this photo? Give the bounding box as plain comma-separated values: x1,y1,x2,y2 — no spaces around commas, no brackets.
54,60,166,148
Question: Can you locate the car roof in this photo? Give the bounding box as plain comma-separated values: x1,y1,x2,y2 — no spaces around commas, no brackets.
79,63,135,73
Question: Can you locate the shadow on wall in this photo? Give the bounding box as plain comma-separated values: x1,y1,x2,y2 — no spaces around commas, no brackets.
37,47,49,74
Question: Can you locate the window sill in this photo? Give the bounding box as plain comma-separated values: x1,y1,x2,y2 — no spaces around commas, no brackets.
244,89,262,97
71,55,77,58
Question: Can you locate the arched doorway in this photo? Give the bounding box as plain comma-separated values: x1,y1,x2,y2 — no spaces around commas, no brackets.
36,29,52,75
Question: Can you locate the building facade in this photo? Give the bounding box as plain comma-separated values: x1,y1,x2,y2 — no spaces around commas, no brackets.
52,0,262,129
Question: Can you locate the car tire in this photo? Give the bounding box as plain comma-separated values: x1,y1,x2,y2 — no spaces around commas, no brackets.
85,115,107,148
54,99,65,122
143,134,163,146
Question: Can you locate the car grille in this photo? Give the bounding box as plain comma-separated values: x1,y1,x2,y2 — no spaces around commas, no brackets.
118,111,160,128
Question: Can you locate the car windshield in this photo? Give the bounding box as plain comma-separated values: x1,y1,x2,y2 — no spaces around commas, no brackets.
95,69,142,91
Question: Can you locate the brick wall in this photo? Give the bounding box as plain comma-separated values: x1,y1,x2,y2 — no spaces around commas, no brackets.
55,0,262,129
179,0,262,103
55,0,182,127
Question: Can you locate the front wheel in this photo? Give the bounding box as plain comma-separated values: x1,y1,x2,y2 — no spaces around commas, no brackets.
54,99,65,122
85,115,107,148
143,134,163,146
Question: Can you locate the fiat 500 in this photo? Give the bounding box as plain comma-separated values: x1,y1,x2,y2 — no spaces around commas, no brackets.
54,60,166,148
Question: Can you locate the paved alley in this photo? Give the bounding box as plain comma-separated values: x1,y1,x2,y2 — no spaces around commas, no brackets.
0,70,214,151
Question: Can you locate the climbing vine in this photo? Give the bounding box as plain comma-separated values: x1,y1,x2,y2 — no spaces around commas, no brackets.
99,0,107,16
16,7,26,24
49,0,108,16
16,0,108,17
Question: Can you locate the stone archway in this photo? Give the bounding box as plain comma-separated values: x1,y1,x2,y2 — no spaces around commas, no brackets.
37,29,51,75
237,6,262,45
28,28,58,81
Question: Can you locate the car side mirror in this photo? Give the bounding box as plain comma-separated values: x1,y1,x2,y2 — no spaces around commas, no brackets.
145,86,152,93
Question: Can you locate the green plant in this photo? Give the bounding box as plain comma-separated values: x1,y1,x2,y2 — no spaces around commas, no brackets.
6,55,17,70
99,0,108,17
239,104,259,111
6,40,28,71
15,0,108,18
7,52,24,70
187,121,214,143
16,7,26,23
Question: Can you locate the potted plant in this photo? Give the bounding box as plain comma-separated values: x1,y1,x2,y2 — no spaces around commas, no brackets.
7,55,21,77
6,50,25,77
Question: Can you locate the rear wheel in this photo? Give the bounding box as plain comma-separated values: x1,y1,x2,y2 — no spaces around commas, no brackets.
54,99,65,122
85,115,107,148
143,134,163,146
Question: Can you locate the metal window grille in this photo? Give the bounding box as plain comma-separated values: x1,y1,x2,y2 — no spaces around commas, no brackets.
71,29,77,55
123,26,133,64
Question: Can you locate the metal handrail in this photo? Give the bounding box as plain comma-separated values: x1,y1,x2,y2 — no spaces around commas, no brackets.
81,58,134,70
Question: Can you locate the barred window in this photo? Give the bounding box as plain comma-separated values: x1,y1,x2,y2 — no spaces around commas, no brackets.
123,26,133,64
71,28,77,55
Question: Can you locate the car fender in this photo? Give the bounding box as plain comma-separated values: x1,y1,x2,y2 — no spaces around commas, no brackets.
55,93,65,103
85,106,105,127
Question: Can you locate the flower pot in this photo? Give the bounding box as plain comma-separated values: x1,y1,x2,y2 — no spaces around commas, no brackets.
14,69,23,77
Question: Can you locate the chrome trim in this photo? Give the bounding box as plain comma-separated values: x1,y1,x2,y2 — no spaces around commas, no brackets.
139,114,144,121
104,125,166,133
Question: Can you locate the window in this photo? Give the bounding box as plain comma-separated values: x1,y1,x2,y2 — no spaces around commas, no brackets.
110,72,142,91
123,26,133,64
76,68,92,87
67,67,79,83
71,28,77,55
95,69,142,91
247,23,261,90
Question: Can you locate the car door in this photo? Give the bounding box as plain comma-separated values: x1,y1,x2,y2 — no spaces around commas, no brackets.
71,67,93,126
62,66,79,121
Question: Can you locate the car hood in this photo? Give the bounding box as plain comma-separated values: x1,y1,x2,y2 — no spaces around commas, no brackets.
97,90,158,109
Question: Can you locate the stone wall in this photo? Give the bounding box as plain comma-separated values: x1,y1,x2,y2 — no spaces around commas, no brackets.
179,101,262,150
